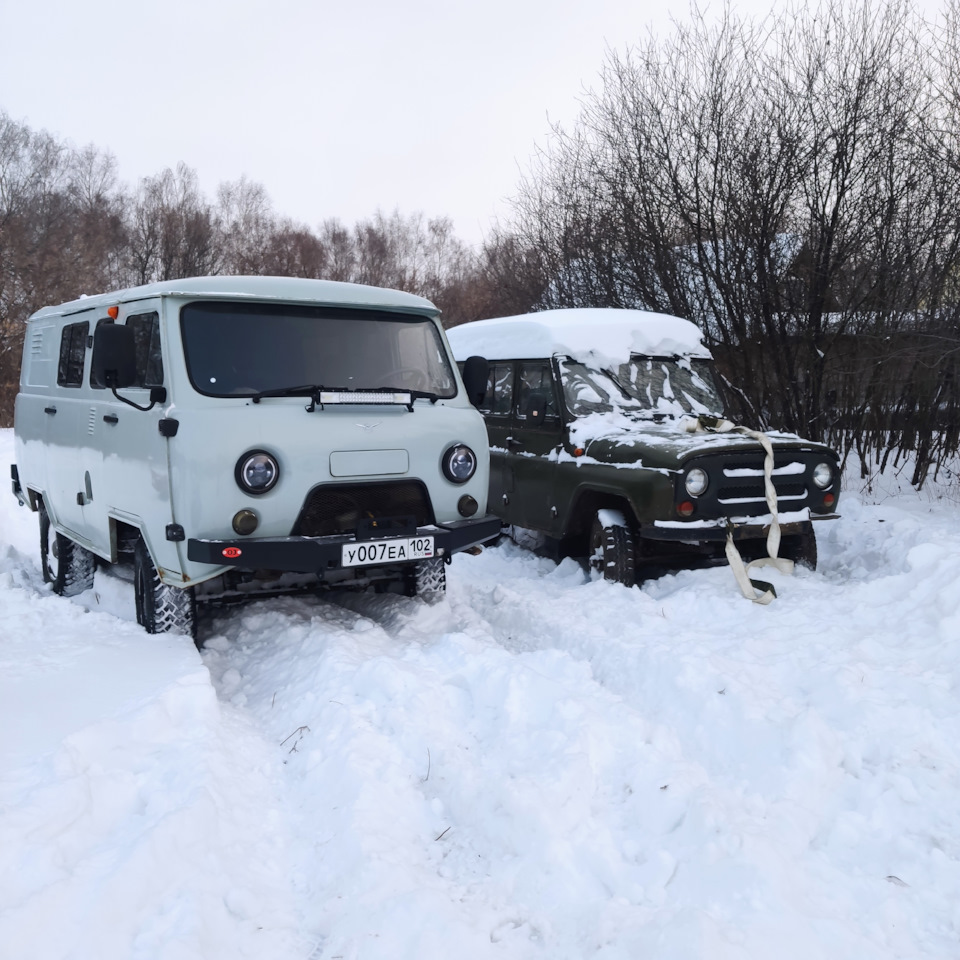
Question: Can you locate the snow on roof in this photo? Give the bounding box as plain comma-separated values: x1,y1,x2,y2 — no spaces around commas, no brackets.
446,308,711,364
30,275,438,320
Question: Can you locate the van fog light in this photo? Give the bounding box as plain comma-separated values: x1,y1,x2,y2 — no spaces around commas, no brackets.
458,495,479,517
232,509,259,536
684,468,708,497
442,444,477,483
236,450,279,494
677,500,696,518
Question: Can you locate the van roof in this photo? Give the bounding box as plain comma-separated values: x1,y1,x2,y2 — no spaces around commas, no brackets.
446,308,711,363
29,275,439,320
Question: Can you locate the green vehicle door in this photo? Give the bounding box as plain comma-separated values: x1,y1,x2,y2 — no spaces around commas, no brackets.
477,361,514,514
503,361,564,533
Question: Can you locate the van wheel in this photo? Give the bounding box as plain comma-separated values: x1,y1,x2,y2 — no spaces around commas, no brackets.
134,538,197,638
588,511,636,587
39,502,96,597
407,556,446,603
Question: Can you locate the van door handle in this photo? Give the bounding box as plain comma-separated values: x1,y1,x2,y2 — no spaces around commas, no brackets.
103,414,119,424
44,406,57,415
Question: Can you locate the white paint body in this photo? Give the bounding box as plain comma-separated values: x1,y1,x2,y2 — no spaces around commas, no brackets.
14,277,490,587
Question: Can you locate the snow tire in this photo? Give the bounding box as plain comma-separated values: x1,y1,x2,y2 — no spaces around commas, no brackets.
39,501,96,597
588,511,636,587
134,538,197,638
408,556,447,604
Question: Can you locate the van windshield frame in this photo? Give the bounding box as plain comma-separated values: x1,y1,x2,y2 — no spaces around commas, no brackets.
180,301,457,399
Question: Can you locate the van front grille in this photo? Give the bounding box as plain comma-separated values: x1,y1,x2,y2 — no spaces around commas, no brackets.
291,480,435,538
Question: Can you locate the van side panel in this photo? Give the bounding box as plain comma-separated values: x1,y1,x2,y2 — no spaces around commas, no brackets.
14,320,60,511
15,304,179,574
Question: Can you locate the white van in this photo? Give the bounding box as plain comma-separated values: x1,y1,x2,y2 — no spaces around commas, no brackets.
11,276,497,638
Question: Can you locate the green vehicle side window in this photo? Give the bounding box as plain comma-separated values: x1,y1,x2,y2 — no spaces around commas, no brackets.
517,362,558,419
479,362,514,415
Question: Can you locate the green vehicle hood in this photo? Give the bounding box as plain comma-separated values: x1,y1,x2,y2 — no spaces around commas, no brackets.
572,415,835,471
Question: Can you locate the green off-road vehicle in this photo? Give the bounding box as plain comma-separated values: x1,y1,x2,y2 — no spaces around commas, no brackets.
448,308,840,586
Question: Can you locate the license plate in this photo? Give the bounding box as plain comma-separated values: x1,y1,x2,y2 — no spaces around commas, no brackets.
341,536,434,568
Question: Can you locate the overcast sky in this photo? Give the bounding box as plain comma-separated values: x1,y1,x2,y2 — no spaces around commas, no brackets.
0,0,946,247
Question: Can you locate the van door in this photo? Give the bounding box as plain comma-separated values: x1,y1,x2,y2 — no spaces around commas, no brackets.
88,306,176,566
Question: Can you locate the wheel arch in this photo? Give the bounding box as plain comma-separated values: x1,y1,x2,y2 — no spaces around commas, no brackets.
24,487,42,513
561,487,638,557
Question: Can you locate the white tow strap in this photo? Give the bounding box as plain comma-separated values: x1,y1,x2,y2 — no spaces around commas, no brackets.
682,416,794,604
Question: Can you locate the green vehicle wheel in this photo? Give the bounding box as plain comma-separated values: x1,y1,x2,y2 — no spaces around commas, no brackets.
589,511,636,587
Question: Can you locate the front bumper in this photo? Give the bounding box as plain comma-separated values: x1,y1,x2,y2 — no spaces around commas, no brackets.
187,515,502,574
642,513,839,543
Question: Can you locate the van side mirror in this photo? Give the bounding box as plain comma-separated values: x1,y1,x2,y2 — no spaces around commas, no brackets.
461,355,489,408
93,323,136,389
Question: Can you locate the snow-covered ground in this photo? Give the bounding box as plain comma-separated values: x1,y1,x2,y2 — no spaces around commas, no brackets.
2,425,959,959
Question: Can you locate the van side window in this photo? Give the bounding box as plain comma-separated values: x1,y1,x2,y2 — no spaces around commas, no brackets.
127,312,164,386
57,321,89,387
89,318,114,388
479,362,514,416
517,362,558,419
90,312,163,389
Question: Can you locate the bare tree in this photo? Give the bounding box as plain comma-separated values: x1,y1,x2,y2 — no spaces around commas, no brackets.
510,0,960,485
128,163,220,283
216,176,276,275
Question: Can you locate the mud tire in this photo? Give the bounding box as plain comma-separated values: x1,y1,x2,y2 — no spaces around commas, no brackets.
408,556,447,604
39,501,96,597
588,512,636,587
134,538,197,637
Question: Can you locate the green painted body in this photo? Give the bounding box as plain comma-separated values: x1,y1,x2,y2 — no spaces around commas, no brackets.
477,357,840,560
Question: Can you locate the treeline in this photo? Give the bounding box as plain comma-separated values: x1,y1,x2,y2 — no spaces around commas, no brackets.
512,0,960,486
0,116,546,423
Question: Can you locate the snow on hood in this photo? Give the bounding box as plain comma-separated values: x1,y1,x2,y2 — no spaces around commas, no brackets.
566,410,810,462
447,308,711,364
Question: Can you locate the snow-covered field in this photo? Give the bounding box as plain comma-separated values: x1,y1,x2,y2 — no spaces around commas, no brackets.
2,425,960,959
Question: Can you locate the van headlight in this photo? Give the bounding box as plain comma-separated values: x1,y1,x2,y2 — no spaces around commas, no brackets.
684,467,709,497
235,450,279,494
812,462,834,489
442,444,477,483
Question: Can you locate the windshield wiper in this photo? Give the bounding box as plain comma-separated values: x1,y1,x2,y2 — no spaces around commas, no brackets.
250,384,326,403
374,387,442,405
249,384,439,412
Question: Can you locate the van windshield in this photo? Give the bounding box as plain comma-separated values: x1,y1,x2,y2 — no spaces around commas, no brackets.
559,356,724,419
180,302,457,399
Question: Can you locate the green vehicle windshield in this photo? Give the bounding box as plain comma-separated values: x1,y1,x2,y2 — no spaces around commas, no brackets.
559,356,724,419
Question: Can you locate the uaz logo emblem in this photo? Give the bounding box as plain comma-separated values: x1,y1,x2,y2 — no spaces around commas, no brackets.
356,421,382,431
